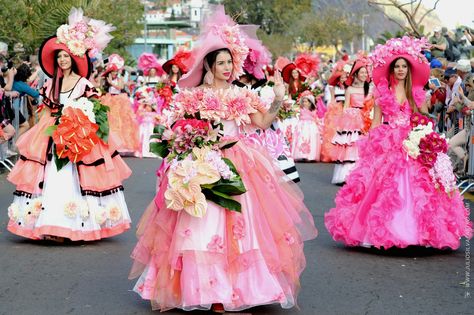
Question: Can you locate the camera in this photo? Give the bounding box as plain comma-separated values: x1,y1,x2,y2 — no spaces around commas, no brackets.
0,59,13,73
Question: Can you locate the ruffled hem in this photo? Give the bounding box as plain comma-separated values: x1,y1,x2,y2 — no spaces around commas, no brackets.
7,221,130,241
129,141,317,310
325,124,473,249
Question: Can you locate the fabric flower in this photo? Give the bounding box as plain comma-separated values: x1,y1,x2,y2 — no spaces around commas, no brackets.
95,206,107,225
79,201,90,220
64,201,79,218
207,235,225,252
8,203,20,221
107,204,122,222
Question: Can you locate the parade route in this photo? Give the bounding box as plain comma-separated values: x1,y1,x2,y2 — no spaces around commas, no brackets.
0,158,471,315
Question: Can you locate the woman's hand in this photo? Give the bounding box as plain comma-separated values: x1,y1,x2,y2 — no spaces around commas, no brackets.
273,70,285,101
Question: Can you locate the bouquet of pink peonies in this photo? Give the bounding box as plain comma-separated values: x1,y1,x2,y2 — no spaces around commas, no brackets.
149,87,255,217
402,113,455,194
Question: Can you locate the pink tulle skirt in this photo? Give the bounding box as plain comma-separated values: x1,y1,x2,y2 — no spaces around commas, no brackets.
291,120,321,161
321,102,343,162
129,142,317,312
325,124,473,249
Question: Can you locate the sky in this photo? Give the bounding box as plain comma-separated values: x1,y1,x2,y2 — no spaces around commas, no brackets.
424,0,473,29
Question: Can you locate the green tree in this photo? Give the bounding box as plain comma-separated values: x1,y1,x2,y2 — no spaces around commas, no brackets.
0,0,143,62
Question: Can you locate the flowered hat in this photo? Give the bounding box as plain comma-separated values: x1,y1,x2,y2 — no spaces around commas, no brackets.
274,56,291,71
327,60,350,86
370,36,430,88
240,25,272,80
162,48,193,74
282,53,320,83
102,53,124,77
345,52,371,86
178,5,249,88
298,90,315,106
138,52,164,76
39,8,115,78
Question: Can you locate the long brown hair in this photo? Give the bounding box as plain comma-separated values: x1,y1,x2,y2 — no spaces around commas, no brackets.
389,57,417,112
50,50,79,103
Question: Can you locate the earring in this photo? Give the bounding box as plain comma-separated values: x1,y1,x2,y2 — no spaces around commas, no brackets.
204,70,214,85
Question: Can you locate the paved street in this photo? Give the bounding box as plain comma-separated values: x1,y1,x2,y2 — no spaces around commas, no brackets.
0,158,471,315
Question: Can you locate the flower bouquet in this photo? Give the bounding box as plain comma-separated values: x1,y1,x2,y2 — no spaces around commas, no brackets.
402,112,456,194
45,96,110,171
277,97,299,121
150,87,255,217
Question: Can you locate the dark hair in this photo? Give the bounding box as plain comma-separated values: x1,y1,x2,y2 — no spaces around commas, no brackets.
168,63,182,82
351,67,370,97
389,57,416,112
199,48,232,85
50,50,80,103
14,63,32,82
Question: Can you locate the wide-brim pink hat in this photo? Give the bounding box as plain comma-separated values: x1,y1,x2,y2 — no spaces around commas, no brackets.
370,36,430,88
39,36,91,78
178,5,249,88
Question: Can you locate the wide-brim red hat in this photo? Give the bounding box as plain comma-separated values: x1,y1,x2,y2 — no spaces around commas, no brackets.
39,36,92,78
372,53,429,88
162,59,183,74
282,63,306,84
102,64,119,77
345,59,371,86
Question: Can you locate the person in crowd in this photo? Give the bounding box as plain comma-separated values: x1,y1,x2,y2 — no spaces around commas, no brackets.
291,90,321,161
100,54,140,155
331,57,373,185
430,27,448,59
128,6,317,312
325,36,472,249
6,8,132,242
12,63,39,135
137,52,164,86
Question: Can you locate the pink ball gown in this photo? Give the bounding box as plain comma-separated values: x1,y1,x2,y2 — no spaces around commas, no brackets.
129,87,317,312
325,82,472,249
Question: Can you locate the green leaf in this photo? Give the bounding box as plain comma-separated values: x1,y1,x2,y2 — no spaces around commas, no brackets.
153,125,166,134
202,188,242,212
53,146,70,171
219,141,238,150
150,142,169,158
44,125,58,136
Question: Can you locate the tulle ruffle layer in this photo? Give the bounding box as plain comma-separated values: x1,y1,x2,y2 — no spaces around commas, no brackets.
129,142,317,311
325,124,472,249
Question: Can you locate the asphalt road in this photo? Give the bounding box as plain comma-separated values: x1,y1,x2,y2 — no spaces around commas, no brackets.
0,158,472,315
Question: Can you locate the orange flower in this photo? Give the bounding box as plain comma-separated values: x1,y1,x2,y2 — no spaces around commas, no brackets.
52,107,100,163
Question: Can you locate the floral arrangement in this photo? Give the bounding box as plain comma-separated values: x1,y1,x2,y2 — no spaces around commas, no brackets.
133,86,159,121
369,36,429,69
277,97,300,120
294,53,320,78
45,97,110,170
56,8,115,58
402,113,455,194
156,82,176,111
148,86,266,217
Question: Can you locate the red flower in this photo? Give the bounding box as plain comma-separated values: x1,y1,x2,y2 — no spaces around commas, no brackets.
295,53,320,77
52,107,99,163
417,152,437,168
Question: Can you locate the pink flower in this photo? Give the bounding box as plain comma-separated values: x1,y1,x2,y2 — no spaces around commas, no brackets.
207,235,225,252
417,152,437,168
182,228,192,237
300,140,311,154
232,217,245,240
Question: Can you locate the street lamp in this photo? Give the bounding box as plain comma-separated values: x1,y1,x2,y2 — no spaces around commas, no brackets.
361,14,369,52
144,3,148,53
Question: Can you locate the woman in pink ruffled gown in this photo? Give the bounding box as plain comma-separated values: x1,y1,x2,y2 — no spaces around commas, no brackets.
331,57,373,184
129,6,317,312
325,37,472,249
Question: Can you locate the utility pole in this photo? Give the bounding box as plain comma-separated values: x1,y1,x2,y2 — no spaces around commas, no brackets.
144,3,148,53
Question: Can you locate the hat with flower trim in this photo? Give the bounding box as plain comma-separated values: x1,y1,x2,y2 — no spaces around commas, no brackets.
39,8,115,78
178,5,250,88
370,36,430,88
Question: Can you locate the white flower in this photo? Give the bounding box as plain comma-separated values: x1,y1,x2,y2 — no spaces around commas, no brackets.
259,86,275,110
95,206,107,225
64,97,96,123
8,203,20,221
64,201,79,218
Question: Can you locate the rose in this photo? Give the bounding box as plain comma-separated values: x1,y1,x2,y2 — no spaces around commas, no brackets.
107,204,122,222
